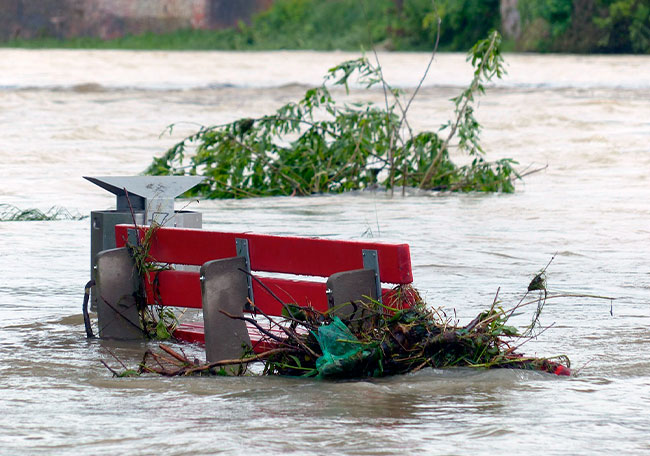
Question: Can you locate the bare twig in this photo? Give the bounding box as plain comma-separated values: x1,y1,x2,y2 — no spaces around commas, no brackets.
403,0,442,118
159,343,191,364
420,30,499,189
510,322,556,353
517,163,548,179
100,360,120,377
182,348,300,375
236,268,318,330
105,348,129,370
219,309,287,344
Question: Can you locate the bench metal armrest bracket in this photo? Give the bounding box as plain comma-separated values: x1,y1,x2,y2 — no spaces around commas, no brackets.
235,238,254,308
127,227,139,247
362,249,382,304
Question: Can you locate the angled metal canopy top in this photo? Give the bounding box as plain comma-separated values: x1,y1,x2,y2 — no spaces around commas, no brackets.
84,175,204,224
84,175,203,203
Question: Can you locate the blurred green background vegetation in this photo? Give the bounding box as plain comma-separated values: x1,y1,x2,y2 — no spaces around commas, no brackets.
3,0,648,53
517,0,649,53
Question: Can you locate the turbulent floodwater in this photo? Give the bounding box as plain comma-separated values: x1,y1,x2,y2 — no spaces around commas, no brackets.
0,49,649,455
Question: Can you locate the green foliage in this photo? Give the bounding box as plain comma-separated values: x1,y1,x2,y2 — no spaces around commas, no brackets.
146,31,517,198
431,0,501,50
4,0,647,54
2,0,649,53
595,0,650,52
1,0,496,52
247,0,391,50
0,0,393,51
116,369,140,378
516,0,650,53
518,0,574,38
152,308,179,340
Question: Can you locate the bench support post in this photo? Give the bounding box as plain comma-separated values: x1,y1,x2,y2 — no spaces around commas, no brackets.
94,247,144,339
201,257,252,372
326,269,378,328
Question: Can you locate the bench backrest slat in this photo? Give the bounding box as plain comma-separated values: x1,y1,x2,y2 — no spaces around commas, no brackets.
115,225,413,284
146,270,330,313
144,270,404,313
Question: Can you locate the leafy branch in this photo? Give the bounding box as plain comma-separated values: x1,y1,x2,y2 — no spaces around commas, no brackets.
146,30,518,198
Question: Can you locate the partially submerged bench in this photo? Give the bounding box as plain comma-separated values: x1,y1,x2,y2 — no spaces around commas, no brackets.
94,224,415,363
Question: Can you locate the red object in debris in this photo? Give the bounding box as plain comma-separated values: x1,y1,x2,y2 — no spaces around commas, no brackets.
554,365,571,376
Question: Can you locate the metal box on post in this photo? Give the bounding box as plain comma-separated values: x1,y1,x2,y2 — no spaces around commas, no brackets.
85,175,204,310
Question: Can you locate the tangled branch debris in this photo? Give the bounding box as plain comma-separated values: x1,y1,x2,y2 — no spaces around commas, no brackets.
105,274,583,380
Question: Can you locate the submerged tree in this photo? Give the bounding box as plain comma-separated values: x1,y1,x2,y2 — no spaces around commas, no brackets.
145,31,518,198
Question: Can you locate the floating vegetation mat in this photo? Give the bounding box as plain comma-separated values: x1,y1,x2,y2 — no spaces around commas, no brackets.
107,271,587,380
0,204,86,221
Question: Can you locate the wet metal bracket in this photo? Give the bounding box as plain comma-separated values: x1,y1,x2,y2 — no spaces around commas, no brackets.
362,249,382,304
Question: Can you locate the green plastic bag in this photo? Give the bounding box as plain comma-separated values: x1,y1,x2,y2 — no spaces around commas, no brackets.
313,317,375,378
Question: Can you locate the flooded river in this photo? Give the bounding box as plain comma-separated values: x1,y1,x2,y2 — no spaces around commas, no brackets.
1,49,649,455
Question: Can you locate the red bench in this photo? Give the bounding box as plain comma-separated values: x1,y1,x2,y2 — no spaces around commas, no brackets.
95,224,415,362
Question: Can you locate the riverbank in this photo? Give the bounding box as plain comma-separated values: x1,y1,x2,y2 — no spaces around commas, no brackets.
2,0,648,54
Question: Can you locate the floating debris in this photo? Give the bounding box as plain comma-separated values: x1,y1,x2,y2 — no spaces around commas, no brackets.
0,204,86,221
107,280,575,380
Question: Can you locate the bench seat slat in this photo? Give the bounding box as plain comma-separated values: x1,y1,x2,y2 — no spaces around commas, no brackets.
116,225,413,284
174,321,303,354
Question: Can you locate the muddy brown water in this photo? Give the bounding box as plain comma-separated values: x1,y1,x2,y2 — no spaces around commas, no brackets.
1,49,649,455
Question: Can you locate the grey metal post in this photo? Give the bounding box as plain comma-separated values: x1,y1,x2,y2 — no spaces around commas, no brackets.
85,175,204,311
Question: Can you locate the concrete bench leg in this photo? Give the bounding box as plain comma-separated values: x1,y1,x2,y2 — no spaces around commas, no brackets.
94,247,144,339
326,269,378,327
201,257,252,370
